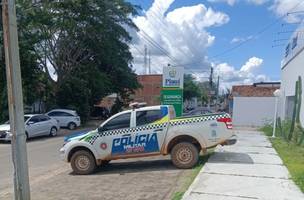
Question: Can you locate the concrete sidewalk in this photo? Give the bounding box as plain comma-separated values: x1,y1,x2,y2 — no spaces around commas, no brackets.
182,130,304,200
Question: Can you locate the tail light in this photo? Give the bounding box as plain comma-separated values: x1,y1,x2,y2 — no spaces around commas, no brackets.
217,117,233,129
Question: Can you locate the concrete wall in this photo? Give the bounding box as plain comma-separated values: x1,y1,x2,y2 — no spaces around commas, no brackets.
233,97,276,127
279,46,304,127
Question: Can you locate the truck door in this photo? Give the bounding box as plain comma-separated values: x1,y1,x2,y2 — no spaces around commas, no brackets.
134,107,169,154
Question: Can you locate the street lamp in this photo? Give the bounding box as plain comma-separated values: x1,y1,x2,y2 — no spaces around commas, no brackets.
272,89,281,138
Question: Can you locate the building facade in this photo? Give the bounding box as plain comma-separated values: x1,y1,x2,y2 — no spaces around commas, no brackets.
279,25,304,127
132,74,162,106
232,82,280,127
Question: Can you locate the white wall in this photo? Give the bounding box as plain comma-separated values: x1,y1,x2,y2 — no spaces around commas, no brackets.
280,47,304,127
233,97,277,127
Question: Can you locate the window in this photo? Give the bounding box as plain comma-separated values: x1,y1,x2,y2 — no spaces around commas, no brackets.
136,110,163,126
24,116,30,122
102,113,131,131
285,44,290,58
39,115,50,122
48,111,73,117
292,36,298,49
29,116,40,123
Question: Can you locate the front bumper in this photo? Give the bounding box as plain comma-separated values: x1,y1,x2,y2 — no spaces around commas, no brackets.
0,132,11,141
59,147,68,162
222,135,237,146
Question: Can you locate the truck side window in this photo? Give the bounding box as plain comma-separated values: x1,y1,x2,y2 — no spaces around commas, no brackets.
136,110,162,126
103,113,131,131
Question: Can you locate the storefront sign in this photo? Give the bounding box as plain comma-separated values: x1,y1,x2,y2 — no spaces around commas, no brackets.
163,66,184,88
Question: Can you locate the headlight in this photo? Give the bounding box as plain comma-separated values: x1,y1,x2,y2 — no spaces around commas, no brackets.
5,131,12,137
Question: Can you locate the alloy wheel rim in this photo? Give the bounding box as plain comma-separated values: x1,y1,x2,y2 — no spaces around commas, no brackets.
51,128,57,136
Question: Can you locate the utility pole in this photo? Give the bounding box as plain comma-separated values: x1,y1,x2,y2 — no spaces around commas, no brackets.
216,75,220,111
144,45,147,74
2,0,31,199
208,67,213,110
148,50,151,74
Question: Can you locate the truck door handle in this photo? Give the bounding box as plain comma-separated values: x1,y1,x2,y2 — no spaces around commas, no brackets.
210,123,217,127
155,128,163,132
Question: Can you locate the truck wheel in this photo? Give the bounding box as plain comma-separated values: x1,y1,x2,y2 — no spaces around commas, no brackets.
171,142,199,169
70,150,96,175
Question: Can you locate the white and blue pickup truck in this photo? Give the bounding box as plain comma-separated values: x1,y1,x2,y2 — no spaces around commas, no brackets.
60,104,236,174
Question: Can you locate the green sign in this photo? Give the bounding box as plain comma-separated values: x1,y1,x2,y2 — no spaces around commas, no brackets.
161,88,183,117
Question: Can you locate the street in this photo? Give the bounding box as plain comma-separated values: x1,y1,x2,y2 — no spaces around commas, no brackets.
0,128,193,200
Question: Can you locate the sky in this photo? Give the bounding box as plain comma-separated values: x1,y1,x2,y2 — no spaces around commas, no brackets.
127,0,304,89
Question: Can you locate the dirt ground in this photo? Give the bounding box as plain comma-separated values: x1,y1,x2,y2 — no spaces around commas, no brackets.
1,155,193,200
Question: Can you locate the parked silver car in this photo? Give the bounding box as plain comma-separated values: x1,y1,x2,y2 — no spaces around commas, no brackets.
46,109,81,130
0,114,60,141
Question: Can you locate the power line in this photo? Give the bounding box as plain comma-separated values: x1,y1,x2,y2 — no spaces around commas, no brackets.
138,31,178,64
208,1,304,60
172,0,304,68
278,30,304,34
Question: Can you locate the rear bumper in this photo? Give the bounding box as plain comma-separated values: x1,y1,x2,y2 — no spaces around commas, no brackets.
222,135,237,146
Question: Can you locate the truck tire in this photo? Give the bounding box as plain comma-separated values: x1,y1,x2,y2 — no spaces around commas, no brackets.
70,150,96,175
171,142,199,169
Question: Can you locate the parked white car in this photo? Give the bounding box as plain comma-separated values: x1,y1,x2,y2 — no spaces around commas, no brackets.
0,114,60,141
60,104,236,174
46,109,81,130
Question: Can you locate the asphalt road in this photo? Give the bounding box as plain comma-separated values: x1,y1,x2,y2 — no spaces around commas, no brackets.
0,128,192,200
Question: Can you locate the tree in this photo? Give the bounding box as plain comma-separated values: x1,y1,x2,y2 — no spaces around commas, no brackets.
30,0,140,119
183,74,202,101
0,2,48,122
0,0,141,122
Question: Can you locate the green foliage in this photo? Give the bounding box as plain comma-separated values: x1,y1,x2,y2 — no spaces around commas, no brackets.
261,122,304,191
56,77,90,123
183,74,205,101
270,138,304,192
171,154,210,200
288,76,304,145
260,120,292,139
0,0,141,122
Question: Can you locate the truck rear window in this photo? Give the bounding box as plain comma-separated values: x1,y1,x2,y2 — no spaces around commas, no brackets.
136,110,162,126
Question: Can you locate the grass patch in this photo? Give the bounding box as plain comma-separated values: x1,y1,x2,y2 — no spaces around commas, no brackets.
260,123,304,192
270,138,304,192
171,153,211,200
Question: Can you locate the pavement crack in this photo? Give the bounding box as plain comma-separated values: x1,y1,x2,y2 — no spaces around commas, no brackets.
190,191,258,199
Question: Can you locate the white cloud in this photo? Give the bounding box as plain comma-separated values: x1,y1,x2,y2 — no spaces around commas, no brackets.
240,57,263,73
130,0,229,74
208,0,269,6
209,0,304,23
270,0,304,23
208,0,237,6
211,57,269,89
230,35,253,44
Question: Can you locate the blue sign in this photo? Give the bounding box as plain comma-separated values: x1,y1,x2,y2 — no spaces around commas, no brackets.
112,133,159,155
165,79,181,87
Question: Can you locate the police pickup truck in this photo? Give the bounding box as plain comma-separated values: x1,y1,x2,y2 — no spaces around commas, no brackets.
60,104,236,174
